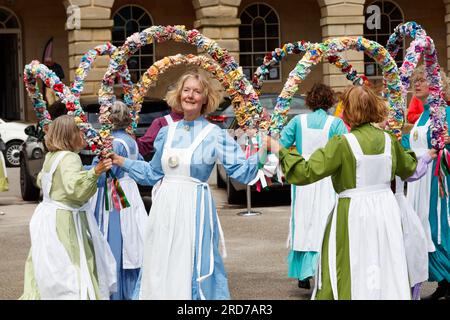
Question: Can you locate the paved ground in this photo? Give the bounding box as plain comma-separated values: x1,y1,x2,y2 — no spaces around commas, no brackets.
0,167,437,300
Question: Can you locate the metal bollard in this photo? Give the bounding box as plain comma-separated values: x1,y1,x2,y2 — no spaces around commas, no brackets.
237,184,262,216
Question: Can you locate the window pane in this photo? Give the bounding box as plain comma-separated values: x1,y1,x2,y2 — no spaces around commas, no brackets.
239,54,252,67
246,4,258,18
265,11,278,23
240,40,252,52
240,11,252,24
243,67,252,79
267,38,279,50
268,66,279,80
131,6,145,20
141,55,154,70
141,45,153,55
118,6,131,20
376,35,389,48
125,20,140,37
128,57,139,70
112,28,124,42
5,17,18,28
253,54,264,67
0,10,10,22
253,39,266,52
383,1,396,15
390,7,402,20
390,20,402,31
266,24,278,37
114,14,125,27
139,14,152,27
253,18,265,37
259,4,271,18
379,14,389,34
239,25,252,38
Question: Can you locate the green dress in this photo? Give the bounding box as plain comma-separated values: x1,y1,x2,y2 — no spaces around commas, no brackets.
20,151,102,300
279,123,418,299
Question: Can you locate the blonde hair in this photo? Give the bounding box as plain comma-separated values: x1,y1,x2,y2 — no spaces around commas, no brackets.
110,100,132,130
165,69,223,115
341,85,388,127
412,65,450,100
45,115,83,152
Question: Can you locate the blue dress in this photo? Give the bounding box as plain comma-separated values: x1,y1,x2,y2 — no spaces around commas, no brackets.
280,109,348,280
402,104,450,283
92,130,145,300
122,116,258,299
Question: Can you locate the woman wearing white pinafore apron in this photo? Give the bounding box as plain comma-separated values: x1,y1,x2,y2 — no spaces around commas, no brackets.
273,86,418,299
281,111,347,288
112,70,259,300
20,115,116,300
91,101,148,300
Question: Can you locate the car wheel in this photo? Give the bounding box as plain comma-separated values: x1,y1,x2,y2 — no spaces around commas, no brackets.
4,140,22,167
226,177,245,204
216,166,226,188
20,158,40,201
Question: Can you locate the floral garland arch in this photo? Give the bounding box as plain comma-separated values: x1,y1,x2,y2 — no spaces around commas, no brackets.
252,41,369,95
99,25,263,156
23,61,99,150
267,37,404,138
132,53,237,117
24,43,134,153
386,21,447,150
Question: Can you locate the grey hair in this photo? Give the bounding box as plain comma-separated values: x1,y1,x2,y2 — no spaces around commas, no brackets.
110,100,132,130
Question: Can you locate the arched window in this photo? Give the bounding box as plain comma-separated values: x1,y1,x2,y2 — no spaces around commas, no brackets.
112,5,154,83
364,0,404,78
0,7,19,29
239,3,281,81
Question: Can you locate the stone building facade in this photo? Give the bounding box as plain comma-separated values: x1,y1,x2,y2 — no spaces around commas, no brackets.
0,0,449,121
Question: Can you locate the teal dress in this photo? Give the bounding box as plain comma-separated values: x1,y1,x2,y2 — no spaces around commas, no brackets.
402,103,450,283
280,109,348,280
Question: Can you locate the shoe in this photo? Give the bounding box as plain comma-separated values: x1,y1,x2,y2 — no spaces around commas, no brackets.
422,280,448,300
298,278,311,290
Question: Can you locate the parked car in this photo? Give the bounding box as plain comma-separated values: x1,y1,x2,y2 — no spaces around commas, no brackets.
20,97,170,206
209,93,310,204
0,118,30,167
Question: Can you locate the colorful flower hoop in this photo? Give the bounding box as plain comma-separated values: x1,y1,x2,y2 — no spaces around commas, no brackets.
23,61,99,150
387,21,447,150
268,37,404,137
253,41,368,95
100,25,263,156
133,53,236,116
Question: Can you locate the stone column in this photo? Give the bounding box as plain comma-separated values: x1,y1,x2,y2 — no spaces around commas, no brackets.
63,0,114,99
193,0,241,62
318,0,365,92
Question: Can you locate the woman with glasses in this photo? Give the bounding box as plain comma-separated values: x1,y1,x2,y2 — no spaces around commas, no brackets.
403,65,450,300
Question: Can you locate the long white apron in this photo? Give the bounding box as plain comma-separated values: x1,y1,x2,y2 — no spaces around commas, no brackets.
318,133,410,300
406,119,436,252
139,123,226,300
289,115,336,252
394,177,429,287
29,151,117,300
98,138,148,269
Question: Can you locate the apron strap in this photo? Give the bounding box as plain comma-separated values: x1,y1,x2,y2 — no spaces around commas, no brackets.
42,151,70,199
165,122,178,151
383,132,392,157
323,116,334,134
344,133,364,157
114,138,138,160
164,114,174,126
186,123,215,154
